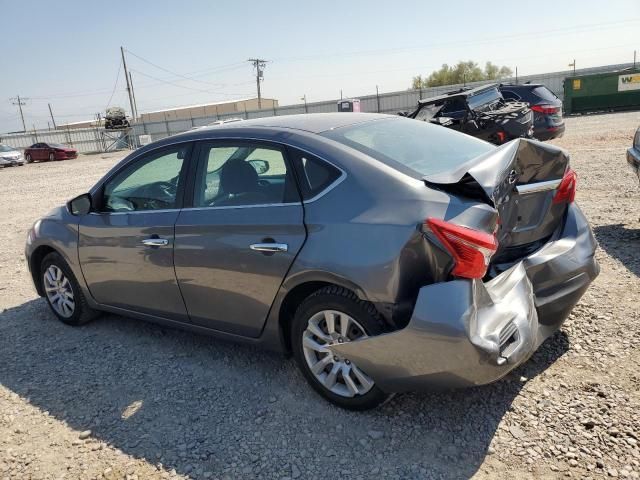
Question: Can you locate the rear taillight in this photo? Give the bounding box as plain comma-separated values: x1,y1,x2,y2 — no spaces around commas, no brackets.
530,104,559,114
426,218,499,279
552,168,577,204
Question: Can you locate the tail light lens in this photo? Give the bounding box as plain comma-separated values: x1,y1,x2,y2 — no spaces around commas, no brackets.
552,168,577,204
426,218,498,279
530,104,559,114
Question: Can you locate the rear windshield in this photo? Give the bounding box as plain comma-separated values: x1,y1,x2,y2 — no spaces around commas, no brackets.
321,117,494,177
531,86,559,102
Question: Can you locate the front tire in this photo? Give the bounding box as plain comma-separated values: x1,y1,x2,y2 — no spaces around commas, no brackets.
291,286,390,410
49,152,55,162
40,252,98,326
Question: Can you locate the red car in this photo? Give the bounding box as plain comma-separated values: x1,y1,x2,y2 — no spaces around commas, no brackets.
24,143,78,163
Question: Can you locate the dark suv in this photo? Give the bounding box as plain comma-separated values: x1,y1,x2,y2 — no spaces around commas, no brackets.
500,83,565,141
405,84,534,145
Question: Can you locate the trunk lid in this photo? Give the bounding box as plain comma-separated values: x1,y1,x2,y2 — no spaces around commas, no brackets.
423,138,570,260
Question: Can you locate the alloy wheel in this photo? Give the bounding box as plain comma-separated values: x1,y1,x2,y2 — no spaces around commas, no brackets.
302,310,375,398
43,265,75,318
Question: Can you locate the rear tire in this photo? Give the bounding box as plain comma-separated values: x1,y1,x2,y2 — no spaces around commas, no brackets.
40,252,99,326
291,286,390,410
25,153,32,163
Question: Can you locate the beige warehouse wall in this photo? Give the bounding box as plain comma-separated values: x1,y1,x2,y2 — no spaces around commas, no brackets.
140,98,278,123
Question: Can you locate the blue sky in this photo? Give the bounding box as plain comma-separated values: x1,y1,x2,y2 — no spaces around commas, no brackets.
1,0,639,132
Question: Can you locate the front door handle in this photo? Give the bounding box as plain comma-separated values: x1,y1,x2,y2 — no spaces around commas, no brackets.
250,242,288,253
141,237,169,247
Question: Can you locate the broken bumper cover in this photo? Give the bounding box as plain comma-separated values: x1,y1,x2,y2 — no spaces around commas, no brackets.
329,204,599,392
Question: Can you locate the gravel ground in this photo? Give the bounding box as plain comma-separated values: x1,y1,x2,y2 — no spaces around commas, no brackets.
1,112,639,480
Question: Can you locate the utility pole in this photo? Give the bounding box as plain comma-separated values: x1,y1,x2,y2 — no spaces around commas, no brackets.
121,46,136,121
10,95,27,132
634,50,637,69
301,94,308,113
129,71,139,121
376,85,381,113
48,103,57,129
515,66,518,84
248,58,267,109
569,59,576,75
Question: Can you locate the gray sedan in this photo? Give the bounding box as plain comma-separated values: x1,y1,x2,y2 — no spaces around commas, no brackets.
25,113,598,410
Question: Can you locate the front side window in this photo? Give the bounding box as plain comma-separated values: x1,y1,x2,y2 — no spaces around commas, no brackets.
193,143,297,207
102,145,188,212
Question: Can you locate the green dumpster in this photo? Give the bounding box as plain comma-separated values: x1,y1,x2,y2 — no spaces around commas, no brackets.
563,68,640,114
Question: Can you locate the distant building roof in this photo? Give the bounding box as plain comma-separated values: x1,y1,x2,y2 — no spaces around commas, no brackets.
141,97,277,115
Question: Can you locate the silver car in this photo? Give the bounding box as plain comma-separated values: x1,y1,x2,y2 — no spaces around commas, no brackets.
0,144,25,167
25,113,598,410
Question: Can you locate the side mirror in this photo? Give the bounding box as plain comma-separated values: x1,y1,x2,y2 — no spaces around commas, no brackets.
397,111,408,117
249,159,270,175
67,193,92,216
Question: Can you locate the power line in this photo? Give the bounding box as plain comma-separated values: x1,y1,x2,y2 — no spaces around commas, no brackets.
131,68,253,96
125,48,245,88
105,61,122,110
271,19,640,64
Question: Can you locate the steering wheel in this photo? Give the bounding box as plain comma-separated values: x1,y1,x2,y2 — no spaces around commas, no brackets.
156,181,177,197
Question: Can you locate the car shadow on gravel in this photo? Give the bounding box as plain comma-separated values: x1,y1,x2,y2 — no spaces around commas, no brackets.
593,224,640,277
0,298,569,479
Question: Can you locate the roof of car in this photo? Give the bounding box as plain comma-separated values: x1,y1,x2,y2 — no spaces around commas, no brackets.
499,83,543,89
417,83,499,105
192,112,390,134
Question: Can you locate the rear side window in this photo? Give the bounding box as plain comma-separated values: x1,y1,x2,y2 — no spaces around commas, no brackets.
288,148,341,200
322,117,494,178
531,86,559,102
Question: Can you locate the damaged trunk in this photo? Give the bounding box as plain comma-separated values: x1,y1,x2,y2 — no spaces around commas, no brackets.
424,138,572,274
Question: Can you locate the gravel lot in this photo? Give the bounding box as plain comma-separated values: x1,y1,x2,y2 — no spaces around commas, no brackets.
1,112,639,480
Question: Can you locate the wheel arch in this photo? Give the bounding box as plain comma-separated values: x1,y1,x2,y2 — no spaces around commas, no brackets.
29,245,58,296
275,272,372,354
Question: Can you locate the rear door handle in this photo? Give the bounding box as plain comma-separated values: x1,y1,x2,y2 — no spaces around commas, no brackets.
250,243,288,253
141,237,169,247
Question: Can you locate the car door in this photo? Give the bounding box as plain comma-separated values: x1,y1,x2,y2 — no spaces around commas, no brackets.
78,143,192,320
32,143,44,160
173,140,306,337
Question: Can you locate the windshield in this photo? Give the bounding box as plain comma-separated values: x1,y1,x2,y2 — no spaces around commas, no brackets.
48,143,67,149
0,145,16,152
321,117,494,177
467,87,502,111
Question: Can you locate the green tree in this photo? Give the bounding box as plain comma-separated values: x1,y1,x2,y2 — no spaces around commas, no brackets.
411,61,513,88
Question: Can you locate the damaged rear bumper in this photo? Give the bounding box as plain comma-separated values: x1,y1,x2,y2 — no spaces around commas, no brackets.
329,204,598,392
